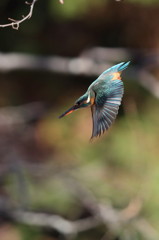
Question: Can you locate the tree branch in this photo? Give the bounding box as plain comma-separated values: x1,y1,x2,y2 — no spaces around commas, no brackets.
0,0,64,30
0,50,158,98
0,0,38,30
13,210,100,236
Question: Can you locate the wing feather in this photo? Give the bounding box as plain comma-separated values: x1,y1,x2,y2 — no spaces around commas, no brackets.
91,80,124,139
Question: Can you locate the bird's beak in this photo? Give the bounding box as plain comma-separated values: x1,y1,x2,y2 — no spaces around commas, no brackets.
59,104,79,118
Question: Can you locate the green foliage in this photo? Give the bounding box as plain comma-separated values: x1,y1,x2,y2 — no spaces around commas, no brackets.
18,224,42,240
49,0,106,19
48,0,159,20
27,92,159,239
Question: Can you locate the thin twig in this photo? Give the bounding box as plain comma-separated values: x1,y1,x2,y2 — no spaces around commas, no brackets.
0,0,38,30
0,0,64,29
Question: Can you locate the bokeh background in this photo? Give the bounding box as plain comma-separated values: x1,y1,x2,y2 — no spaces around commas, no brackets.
0,0,159,239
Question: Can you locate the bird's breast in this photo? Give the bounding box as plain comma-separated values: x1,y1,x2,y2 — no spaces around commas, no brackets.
90,97,95,105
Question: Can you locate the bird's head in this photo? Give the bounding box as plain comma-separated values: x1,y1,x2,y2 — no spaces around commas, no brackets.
75,93,92,108
59,93,92,118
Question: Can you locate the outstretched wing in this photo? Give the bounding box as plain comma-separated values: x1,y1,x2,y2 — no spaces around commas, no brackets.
91,80,124,139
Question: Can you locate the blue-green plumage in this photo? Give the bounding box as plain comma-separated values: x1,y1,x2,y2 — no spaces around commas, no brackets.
59,61,130,139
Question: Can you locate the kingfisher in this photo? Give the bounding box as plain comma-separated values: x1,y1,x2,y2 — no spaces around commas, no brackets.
59,62,130,139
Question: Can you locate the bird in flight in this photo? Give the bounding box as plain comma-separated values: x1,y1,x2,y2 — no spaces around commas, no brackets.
59,61,130,139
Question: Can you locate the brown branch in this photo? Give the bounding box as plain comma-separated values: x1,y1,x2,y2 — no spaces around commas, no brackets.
0,0,38,30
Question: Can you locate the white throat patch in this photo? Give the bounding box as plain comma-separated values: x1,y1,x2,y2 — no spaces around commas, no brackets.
86,93,90,103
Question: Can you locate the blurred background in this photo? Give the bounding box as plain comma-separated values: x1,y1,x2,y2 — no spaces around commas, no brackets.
0,0,159,239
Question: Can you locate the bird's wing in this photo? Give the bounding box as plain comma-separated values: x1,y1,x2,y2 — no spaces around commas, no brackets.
91,80,124,139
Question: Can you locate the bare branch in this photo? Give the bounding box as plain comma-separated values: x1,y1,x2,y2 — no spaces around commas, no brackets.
0,49,158,98
13,210,100,236
0,0,38,30
0,0,64,29
9,208,158,240
60,175,141,229
0,156,158,239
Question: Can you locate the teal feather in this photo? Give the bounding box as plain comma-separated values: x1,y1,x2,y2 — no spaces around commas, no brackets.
59,61,130,139
89,62,130,138
97,61,130,80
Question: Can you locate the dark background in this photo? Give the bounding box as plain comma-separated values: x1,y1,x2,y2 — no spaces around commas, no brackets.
0,0,159,240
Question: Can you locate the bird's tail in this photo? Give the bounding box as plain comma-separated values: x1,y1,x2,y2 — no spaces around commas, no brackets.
101,61,130,76
110,61,130,73
118,61,130,72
